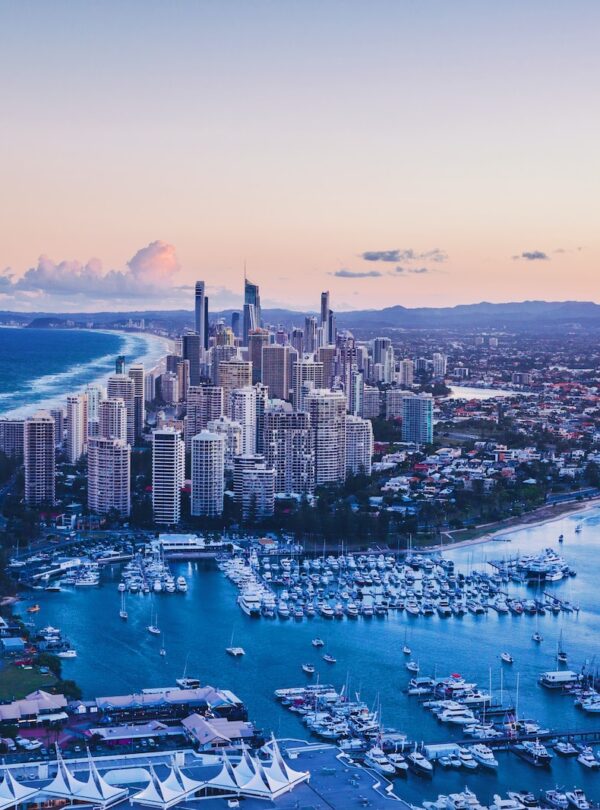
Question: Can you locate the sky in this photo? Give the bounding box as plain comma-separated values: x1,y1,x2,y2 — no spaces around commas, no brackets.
0,0,598,313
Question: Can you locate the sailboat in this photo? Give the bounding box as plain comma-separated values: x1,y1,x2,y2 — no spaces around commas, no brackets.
147,606,160,635
557,629,567,664
160,634,166,657
119,591,128,620
176,655,200,689
532,614,542,643
226,629,245,656
402,630,411,656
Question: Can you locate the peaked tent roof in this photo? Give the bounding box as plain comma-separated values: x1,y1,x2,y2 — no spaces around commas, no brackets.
232,746,255,785
206,751,239,793
269,735,310,785
130,764,189,809
43,746,89,799
160,757,204,796
82,749,128,806
0,765,39,808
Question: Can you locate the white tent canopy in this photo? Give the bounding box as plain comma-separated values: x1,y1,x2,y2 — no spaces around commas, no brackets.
43,746,128,808
0,765,39,809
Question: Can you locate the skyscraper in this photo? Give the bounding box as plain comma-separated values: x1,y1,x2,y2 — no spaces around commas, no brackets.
292,359,324,410
248,328,270,384
185,385,224,453
86,384,104,438
66,393,88,463
220,359,253,412
262,344,292,401
191,431,225,517
107,374,135,446
243,277,261,345
401,393,434,445
432,352,447,380
182,333,202,387
373,337,391,366
241,465,275,519
98,398,128,441
115,355,126,374
399,358,414,387
320,291,330,344
306,388,347,486
87,436,130,516
264,405,314,495
128,363,145,439
176,359,190,402
0,419,24,458
303,316,317,354
206,415,242,471
194,280,206,347
152,428,185,525
345,415,373,476
24,412,55,505
229,387,257,455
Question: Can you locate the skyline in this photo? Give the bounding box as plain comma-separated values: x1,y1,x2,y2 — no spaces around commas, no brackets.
1,1,599,312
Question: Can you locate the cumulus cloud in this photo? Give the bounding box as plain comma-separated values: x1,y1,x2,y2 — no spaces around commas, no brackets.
362,248,448,263
512,251,550,261
0,241,188,307
333,268,383,278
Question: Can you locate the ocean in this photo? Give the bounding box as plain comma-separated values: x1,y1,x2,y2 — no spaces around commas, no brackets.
16,507,600,803
0,327,170,418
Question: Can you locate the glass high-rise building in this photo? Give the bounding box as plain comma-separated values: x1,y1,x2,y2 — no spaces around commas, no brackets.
243,277,261,345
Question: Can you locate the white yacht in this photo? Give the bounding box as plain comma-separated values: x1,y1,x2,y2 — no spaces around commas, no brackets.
566,789,590,810
364,747,395,775
458,747,478,769
57,649,77,658
577,747,600,769
176,576,187,592
387,752,409,774
238,588,262,617
470,743,498,769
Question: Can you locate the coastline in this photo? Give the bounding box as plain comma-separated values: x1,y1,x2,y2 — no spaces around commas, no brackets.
430,495,600,552
0,328,171,419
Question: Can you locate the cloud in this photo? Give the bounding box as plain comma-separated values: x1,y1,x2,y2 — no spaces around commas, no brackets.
362,248,447,263
333,268,383,278
394,266,433,275
512,251,550,261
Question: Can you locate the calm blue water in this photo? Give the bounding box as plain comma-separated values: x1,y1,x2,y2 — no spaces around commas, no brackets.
16,508,600,802
0,328,168,417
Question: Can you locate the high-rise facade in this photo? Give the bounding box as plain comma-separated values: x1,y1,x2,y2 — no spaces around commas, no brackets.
345,415,374,477
264,406,314,495
262,344,292,401
128,364,145,439
0,419,25,458
206,415,242,471
229,387,257,455
303,316,317,354
432,352,447,379
182,333,203,387
241,465,275,519
306,388,347,486
185,385,224,453
248,329,270,384
401,393,434,444
195,281,206,348
243,277,261,345
152,428,185,524
399,358,414,387
24,412,55,505
107,374,135,446
320,290,330,344
86,384,104,438
191,431,225,517
98,398,128,441
292,359,324,410
220,360,253,413
87,436,130,516
66,393,88,463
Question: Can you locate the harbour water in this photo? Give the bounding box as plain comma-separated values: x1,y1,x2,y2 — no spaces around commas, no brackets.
16,507,600,803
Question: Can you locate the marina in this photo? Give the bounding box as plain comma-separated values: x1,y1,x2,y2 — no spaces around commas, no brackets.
11,507,600,805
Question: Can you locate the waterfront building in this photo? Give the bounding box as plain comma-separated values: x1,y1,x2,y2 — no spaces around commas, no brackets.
385,388,409,419
160,371,179,405
229,386,257,455
98,398,128,441
128,363,145,438
264,405,314,495
306,388,347,485
24,411,55,505
152,428,185,524
233,454,265,501
87,436,130,516
241,464,275,519
0,418,24,458
206,415,242,471
66,393,88,463
401,392,434,444
191,430,225,517
107,374,135,446
345,414,374,476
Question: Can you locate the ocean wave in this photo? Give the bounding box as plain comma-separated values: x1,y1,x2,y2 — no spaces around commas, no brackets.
0,330,170,419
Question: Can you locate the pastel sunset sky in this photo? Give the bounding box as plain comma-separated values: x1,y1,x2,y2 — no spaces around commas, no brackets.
1,1,598,312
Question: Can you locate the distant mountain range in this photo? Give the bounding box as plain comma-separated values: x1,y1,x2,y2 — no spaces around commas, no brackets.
3,299,600,333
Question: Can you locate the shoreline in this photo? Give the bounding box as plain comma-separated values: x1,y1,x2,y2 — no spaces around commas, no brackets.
0,328,171,419
428,495,600,553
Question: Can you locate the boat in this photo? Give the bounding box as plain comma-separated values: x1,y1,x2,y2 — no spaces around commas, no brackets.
27,604,40,613
238,588,262,617
554,741,578,756
507,792,540,810
119,591,128,620
576,747,600,769
311,638,325,647
557,630,568,664
147,607,160,635
176,676,201,689
364,747,396,776
302,663,315,675
514,739,553,767
402,631,411,655
501,652,513,664
458,747,478,769
323,653,336,664
56,649,77,658
574,525,582,535
545,791,569,810
406,660,419,673
226,629,244,656
387,752,409,775
566,789,590,810
407,749,433,776
532,631,543,643
470,743,498,769
176,576,188,593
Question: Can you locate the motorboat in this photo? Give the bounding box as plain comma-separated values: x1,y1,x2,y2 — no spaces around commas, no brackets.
501,652,514,664
532,632,543,643
408,749,433,776
312,637,325,647
470,743,498,769
577,747,600,769
323,653,336,664
458,747,478,769
566,789,590,810
514,740,553,767
406,660,419,673
226,646,245,656
545,791,569,810
364,746,395,776
56,649,77,658
554,741,578,756
302,663,315,675
387,752,409,774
